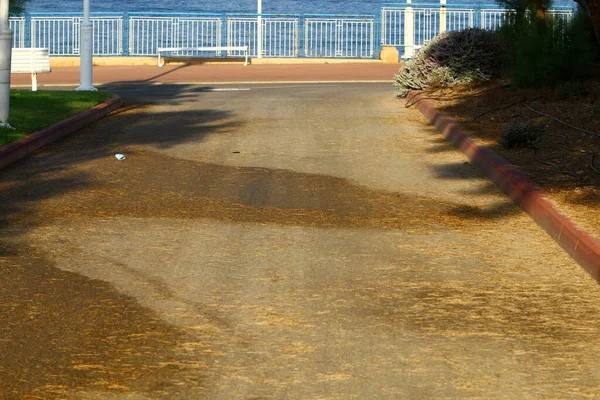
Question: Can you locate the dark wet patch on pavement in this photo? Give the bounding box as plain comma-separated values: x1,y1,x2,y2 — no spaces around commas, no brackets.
0,245,207,399
0,148,514,233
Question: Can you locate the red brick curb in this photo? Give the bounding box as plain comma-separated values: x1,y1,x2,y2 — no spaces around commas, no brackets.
0,95,124,170
407,90,600,282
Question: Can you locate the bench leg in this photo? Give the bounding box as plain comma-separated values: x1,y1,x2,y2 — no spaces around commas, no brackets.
244,51,248,67
158,52,164,68
31,72,38,92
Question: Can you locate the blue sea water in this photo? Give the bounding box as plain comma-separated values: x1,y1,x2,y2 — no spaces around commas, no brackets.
28,0,389,14
25,0,576,15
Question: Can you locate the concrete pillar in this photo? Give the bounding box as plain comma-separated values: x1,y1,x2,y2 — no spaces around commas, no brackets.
0,0,12,127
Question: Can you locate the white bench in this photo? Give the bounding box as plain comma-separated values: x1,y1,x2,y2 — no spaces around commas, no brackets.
157,46,249,67
11,48,51,91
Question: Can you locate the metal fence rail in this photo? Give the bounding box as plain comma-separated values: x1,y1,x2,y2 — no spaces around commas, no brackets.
305,16,375,58
31,15,79,55
413,8,440,46
381,8,404,46
480,8,510,30
227,18,257,56
30,13,122,55
228,16,298,57
262,18,298,57
10,17,25,48
381,2,576,59
129,14,221,56
10,12,378,59
10,5,577,61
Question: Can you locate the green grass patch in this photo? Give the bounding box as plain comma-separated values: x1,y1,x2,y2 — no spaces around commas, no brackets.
0,90,113,146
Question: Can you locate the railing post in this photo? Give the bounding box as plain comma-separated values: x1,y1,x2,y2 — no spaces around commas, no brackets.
221,14,227,49
439,0,447,33
122,12,128,56
297,14,303,57
373,19,380,59
128,14,133,55
474,3,482,28
403,0,415,59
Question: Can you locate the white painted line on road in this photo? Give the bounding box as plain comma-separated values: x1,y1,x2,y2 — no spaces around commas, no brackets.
249,84,343,90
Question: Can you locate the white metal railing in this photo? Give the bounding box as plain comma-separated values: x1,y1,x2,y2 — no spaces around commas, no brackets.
92,16,123,55
547,9,575,24
227,18,258,56
6,8,581,60
15,13,378,59
414,8,441,46
31,16,79,55
480,8,511,30
382,8,404,46
129,15,221,56
31,14,122,55
445,9,473,32
305,17,374,58
227,17,297,57
262,18,298,57
381,3,576,59
9,17,25,48
480,8,572,30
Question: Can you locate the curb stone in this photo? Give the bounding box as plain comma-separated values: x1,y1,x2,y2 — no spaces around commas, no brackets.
0,95,124,170
407,90,600,283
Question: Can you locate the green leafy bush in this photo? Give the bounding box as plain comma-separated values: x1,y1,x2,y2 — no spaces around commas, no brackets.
394,28,506,97
498,121,545,149
499,9,597,88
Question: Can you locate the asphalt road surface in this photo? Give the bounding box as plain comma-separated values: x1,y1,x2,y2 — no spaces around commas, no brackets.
1,82,600,399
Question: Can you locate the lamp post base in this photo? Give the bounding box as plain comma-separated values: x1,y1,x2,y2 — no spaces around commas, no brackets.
75,85,98,91
78,21,96,92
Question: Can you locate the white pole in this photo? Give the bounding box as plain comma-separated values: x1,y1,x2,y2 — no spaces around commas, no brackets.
440,0,447,34
0,0,12,127
403,0,415,59
257,0,262,58
76,0,96,91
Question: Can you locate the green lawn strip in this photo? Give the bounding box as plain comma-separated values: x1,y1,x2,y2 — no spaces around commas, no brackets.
0,90,113,146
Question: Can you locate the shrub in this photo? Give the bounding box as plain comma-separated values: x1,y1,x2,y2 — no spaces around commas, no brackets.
394,28,506,97
498,121,545,148
499,8,597,88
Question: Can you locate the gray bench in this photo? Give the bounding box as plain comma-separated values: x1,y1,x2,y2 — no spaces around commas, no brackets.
157,46,249,67
11,48,51,91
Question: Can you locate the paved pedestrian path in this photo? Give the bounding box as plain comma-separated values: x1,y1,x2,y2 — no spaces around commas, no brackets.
2,72,600,398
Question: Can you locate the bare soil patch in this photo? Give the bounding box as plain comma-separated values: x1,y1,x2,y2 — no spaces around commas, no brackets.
420,76,600,239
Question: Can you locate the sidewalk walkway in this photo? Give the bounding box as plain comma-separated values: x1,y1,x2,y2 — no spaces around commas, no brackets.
11,63,401,88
